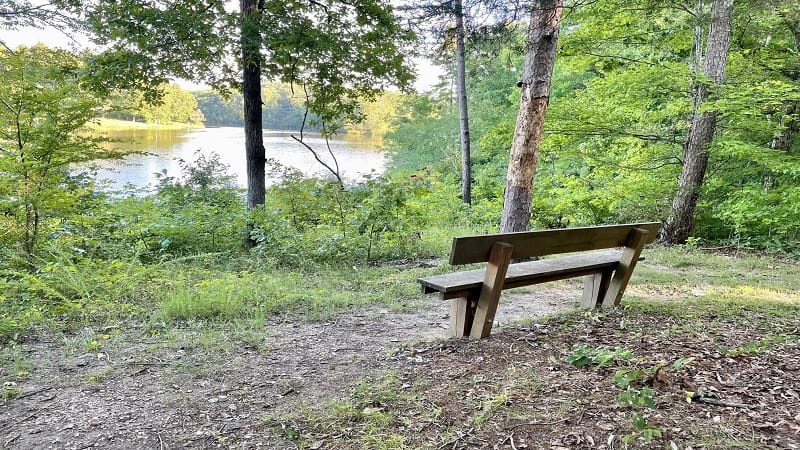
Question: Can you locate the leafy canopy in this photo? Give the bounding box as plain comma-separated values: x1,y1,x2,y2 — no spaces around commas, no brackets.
81,0,415,132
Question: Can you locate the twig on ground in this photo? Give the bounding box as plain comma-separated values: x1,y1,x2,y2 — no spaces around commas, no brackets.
694,396,753,409
510,408,585,429
512,417,569,427
438,427,473,450
17,386,54,399
3,433,20,447
501,432,520,450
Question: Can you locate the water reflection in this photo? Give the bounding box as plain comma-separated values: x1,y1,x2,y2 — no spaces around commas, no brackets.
85,127,386,191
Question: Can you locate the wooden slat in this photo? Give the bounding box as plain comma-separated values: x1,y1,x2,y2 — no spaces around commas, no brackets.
449,222,660,265
419,250,622,295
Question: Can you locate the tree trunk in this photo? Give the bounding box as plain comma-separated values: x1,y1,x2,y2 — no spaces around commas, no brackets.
770,101,797,152
661,0,733,245
241,0,265,211
455,0,471,204
499,0,563,233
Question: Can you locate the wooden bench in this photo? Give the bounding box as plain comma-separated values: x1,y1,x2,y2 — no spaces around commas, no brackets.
418,222,661,339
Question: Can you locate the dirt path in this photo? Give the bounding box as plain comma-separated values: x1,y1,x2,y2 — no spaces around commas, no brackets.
0,285,578,449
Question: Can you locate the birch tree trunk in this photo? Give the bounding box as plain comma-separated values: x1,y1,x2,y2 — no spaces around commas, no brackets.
241,0,266,211
661,0,734,244
455,0,472,204
499,0,563,233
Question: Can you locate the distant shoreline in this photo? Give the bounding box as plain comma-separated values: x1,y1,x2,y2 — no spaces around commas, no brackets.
87,118,204,132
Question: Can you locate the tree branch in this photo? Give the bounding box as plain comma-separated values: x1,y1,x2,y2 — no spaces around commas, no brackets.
290,135,343,187
292,82,343,187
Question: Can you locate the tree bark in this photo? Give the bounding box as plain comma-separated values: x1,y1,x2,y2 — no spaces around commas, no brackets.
499,0,563,233
661,0,733,244
241,0,266,211
455,0,471,204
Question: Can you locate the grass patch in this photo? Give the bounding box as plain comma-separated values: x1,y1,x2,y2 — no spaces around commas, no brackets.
263,372,444,449
639,246,800,291
153,261,428,324
157,280,247,322
0,343,31,380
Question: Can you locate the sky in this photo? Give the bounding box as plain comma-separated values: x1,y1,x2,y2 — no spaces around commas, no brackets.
1,25,444,93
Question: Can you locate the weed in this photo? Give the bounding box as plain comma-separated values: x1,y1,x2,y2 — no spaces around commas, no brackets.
2,384,22,401
506,365,541,394
474,391,509,425
62,327,111,356
671,356,695,371
617,387,655,408
625,414,663,444
721,334,794,356
613,368,647,388
566,344,633,367
87,369,111,384
262,372,443,448
0,343,31,379
362,429,409,449
279,424,300,442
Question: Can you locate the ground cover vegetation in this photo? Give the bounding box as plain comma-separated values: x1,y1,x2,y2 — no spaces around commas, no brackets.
0,0,798,448
1,246,798,448
263,252,800,449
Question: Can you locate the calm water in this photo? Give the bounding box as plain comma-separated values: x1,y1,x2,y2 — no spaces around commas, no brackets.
86,127,386,191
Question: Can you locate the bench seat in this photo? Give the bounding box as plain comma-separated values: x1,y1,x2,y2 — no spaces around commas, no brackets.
419,249,622,298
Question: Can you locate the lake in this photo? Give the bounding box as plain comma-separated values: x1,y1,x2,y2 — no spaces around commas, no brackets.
86,127,386,191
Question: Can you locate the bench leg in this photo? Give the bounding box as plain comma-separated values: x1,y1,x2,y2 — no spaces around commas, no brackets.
601,228,648,308
469,242,514,339
582,269,614,309
448,296,476,337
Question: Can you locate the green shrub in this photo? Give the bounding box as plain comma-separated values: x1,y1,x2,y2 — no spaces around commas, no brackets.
0,245,151,341
251,173,453,266
157,279,247,322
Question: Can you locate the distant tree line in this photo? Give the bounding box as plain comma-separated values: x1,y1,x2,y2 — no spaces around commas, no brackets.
193,83,313,130
98,80,398,135
194,85,401,136
105,83,205,125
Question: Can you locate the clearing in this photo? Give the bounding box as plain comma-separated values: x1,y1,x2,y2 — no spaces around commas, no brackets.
1,249,799,449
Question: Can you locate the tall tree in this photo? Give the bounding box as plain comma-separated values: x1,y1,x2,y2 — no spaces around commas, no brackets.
537,0,799,245
499,0,563,232
660,0,734,244
79,0,414,211
405,0,521,205
240,0,265,210
454,0,472,204
0,45,123,256
132,83,204,124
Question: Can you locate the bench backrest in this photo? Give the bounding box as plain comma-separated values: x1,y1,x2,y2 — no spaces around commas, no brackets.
449,222,661,265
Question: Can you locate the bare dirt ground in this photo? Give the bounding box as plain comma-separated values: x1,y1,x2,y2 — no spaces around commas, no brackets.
0,284,574,449
2,281,798,449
